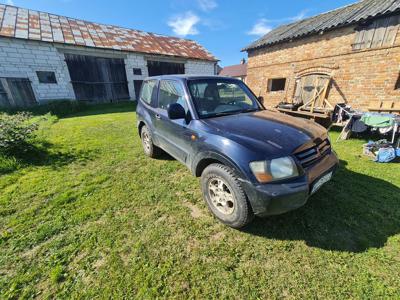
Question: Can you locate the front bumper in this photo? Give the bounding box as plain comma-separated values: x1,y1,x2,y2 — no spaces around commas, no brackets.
242,151,339,217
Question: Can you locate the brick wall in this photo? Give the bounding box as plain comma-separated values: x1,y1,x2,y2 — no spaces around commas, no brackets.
246,25,400,110
0,37,216,103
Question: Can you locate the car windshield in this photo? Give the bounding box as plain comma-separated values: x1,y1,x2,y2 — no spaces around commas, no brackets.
187,79,260,118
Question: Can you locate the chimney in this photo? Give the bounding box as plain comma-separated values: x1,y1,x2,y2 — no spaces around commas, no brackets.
240,58,246,64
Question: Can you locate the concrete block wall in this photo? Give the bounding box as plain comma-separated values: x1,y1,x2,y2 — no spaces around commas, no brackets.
0,37,74,103
246,24,400,110
0,37,216,104
185,60,216,75
125,53,148,100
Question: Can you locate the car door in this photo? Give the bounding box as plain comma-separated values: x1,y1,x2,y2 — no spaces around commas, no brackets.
138,80,160,145
154,79,194,164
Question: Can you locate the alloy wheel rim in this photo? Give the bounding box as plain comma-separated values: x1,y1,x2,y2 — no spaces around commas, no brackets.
142,131,151,153
208,178,235,215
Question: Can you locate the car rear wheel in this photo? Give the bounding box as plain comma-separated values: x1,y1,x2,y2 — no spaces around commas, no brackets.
201,163,254,228
141,125,160,158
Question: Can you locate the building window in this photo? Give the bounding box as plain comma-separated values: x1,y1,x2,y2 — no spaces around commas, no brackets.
36,71,57,84
396,74,400,90
133,68,142,75
353,16,400,50
268,78,286,92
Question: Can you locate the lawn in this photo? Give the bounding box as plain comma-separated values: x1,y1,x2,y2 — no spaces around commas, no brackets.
1,103,399,299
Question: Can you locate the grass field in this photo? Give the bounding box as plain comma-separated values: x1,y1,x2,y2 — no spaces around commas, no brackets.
1,103,399,299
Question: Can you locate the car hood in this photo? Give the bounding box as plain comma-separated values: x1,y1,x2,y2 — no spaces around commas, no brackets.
201,110,327,157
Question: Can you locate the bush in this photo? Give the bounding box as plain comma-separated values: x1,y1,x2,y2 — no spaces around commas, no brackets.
0,112,38,152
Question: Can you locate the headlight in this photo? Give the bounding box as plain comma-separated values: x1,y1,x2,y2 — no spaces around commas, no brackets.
249,156,299,183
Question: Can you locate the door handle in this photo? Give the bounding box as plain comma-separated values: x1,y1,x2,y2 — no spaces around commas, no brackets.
155,114,161,120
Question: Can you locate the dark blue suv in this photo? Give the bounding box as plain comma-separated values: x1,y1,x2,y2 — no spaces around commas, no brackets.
137,75,338,228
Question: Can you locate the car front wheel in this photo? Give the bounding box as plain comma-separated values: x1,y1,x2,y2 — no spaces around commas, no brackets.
201,163,254,228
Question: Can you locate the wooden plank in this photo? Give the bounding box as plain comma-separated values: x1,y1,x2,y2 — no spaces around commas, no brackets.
277,108,331,119
353,28,366,50
371,17,390,48
383,15,400,47
363,22,378,49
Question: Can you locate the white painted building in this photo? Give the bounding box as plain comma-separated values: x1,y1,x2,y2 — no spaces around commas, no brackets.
0,4,217,107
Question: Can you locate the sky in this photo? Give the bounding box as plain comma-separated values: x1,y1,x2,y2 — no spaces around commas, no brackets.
1,0,356,66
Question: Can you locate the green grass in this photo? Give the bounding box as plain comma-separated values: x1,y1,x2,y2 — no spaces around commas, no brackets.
1,103,399,299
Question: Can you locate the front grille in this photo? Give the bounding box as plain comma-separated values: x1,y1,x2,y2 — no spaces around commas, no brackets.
295,139,331,168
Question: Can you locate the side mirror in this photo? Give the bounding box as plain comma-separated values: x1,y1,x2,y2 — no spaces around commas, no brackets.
257,96,264,103
167,103,186,120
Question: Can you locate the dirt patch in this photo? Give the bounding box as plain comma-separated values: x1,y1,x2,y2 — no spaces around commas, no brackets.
183,202,205,219
93,255,106,270
210,231,225,242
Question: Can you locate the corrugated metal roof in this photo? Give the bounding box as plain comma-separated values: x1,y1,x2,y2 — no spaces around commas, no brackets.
243,0,400,51
0,4,217,61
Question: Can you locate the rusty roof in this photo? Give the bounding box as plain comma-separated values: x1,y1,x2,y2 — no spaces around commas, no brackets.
243,0,400,51
219,63,247,77
0,4,217,61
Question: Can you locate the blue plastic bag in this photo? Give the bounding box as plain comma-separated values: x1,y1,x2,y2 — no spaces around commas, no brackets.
375,147,396,163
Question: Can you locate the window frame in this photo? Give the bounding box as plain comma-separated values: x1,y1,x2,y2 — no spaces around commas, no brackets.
268,78,286,92
36,71,57,84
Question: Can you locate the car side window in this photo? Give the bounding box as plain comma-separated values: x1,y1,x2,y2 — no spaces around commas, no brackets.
140,80,158,106
158,80,187,111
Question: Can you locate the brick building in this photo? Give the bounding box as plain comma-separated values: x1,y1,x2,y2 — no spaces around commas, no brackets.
0,5,217,107
243,0,400,112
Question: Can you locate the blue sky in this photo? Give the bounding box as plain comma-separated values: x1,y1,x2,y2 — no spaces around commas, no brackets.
1,0,355,66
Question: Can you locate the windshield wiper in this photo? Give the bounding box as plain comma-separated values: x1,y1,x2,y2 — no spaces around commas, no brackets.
239,108,259,113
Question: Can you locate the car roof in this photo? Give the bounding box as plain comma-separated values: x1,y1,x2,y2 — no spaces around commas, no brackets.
144,75,240,81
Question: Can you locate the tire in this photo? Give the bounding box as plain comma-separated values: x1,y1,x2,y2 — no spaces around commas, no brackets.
140,125,161,158
201,163,254,228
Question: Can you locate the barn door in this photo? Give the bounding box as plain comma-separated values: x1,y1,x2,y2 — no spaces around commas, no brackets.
65,54,129,103
0,78,36,108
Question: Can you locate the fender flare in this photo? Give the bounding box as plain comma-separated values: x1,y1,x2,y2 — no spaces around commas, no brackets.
192,150,248,179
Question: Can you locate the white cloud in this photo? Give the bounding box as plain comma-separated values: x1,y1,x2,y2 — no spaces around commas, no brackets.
247,10,309,37
197,0,217,12
168,12,200,37
7,0,14,5
247,19,272,36
289,10,308,22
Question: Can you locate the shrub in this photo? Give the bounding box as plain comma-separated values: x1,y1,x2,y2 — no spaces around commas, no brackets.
0,112,38,152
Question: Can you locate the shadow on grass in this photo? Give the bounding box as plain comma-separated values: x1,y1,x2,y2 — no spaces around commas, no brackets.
244,160,400,253
0,140,94,175
63,102,137,119
1,101,136,119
